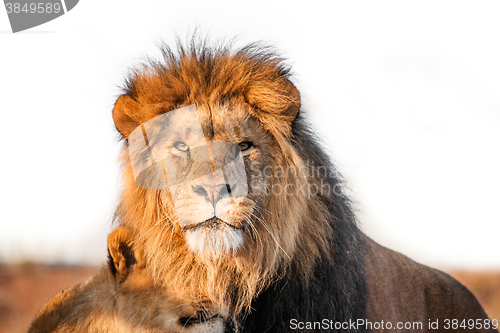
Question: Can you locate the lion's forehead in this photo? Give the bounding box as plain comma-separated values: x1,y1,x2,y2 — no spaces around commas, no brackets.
149,102,253,142
200,104,251,140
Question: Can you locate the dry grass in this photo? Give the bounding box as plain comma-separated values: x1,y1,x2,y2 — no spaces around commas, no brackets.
0,264,497,333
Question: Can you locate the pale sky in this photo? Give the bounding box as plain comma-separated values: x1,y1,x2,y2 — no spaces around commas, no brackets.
0,1,499,269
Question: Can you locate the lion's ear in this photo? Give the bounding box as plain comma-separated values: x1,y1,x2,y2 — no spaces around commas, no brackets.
112,95,141,138
107,227,137,282
283,81,301,121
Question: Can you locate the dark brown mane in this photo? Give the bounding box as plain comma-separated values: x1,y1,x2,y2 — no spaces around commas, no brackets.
236,114,369,332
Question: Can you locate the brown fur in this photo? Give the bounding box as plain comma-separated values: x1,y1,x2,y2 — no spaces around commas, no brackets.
28,227,225,333
364,236,496,332
112,39,497,332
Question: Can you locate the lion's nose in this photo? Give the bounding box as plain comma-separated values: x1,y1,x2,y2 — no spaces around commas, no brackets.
192,184,230,208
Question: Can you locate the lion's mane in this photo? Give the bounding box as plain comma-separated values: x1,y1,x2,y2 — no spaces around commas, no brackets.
113,38,368,331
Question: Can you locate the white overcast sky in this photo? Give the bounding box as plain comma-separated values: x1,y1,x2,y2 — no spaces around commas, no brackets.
0,1,499,269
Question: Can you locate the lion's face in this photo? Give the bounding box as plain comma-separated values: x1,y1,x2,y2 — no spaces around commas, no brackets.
28,226,226,333
116,264,225,333
109,226,227,332
127,101,274,256
112,43,314,318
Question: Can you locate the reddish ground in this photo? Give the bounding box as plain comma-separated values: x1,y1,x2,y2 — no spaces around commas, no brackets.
0,264,99,333
0,264,498,333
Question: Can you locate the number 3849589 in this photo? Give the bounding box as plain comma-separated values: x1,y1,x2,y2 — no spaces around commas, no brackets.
5,3,62,14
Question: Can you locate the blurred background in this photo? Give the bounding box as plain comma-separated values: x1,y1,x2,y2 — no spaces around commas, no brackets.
1,1,499,332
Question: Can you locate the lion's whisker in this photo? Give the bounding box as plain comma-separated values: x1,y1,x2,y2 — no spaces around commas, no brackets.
138,309,149,326
250,211,290,260
180,312,197,332
151,222,171,253
173,304,201,332
167,302,197,313
255,205,273,216
137,211,176,241
166,218,178,253
243,215,263,249
246,214,263,246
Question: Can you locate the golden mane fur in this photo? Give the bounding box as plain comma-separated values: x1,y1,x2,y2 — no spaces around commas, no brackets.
113,40,331,319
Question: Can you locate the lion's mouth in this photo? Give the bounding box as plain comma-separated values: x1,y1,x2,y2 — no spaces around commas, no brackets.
182,217,243,232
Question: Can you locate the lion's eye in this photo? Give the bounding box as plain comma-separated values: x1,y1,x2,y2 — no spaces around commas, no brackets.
173,141,189,152
238,141,253,152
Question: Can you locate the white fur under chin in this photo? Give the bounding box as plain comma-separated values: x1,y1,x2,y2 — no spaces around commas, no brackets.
185,227,244,257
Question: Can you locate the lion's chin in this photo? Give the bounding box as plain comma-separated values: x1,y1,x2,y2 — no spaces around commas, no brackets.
183,217,244,257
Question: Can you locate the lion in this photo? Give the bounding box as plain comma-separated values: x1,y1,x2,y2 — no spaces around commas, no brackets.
111,39,498,332
28,227,225,333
